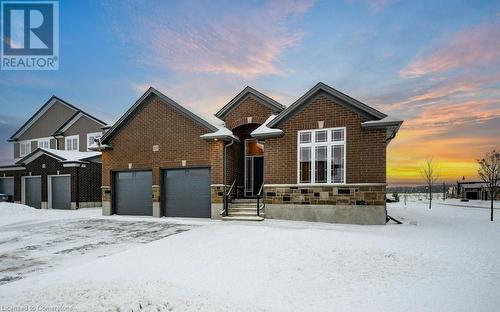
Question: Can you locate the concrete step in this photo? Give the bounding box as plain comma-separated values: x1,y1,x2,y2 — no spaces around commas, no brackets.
228,211,265,217
232,198,258,203
222,216,264,221
229,204,259,209
228,207,259,212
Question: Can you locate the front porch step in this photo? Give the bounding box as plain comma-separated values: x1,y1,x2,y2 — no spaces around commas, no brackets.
222,216,264,221
232,198,258,203
228,210,265,217
228,206,259,212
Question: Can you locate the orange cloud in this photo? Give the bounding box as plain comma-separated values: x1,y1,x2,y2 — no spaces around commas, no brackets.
387,97,500,184
400,22,500,78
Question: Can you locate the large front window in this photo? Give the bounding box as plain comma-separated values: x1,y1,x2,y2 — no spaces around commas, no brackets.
298,127,345,184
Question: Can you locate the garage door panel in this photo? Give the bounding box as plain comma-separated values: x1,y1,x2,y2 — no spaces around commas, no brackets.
24,177,41,209
164,168,210,218
51,176,71,209
0,177,14,196
115,171,152,216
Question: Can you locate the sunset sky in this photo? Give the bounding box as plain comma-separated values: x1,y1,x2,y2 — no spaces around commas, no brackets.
0,0,499,185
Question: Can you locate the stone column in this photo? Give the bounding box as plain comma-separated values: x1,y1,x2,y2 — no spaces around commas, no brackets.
101,186,112,216
152,185,161,218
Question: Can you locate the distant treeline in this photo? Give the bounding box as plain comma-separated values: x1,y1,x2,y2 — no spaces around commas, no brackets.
387,184,453,194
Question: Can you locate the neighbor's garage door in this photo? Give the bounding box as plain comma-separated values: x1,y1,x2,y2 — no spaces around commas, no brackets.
0,177,14,196
163,168,210,218
50,175,71,209
23,176,41,209
466,191,479,200
114,171,152,215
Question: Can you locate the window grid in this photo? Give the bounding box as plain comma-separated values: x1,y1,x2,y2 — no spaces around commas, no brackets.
297,127,346,184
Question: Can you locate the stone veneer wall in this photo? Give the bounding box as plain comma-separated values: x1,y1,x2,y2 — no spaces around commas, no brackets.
263,184,386,206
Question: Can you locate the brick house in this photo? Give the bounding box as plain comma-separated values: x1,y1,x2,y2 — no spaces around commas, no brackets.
96,82,402,224
0,96,106,209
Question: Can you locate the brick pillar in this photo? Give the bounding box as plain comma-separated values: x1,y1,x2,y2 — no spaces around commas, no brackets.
101,186,111,216
152,185,161,217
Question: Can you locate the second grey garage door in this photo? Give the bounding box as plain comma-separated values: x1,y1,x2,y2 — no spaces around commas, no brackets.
23,176,41,209
0,177,14,196
114,171,152,216
163,168,210,218
50,175,71,209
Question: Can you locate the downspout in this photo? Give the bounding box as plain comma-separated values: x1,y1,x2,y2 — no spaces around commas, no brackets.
76,165,80,209
223,139,235,216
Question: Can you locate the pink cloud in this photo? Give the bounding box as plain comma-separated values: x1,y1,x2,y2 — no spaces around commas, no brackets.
124,0,314,79
400,22,500,78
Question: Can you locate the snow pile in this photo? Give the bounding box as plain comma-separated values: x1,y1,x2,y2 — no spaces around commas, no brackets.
0,202,100,226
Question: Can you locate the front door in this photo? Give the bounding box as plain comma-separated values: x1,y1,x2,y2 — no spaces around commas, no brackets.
245,139,264,197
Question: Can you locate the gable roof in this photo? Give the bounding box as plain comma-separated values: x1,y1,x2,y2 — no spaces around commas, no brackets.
15,148,101,166
9,96,107,142
101,87,218,144
215,86,285,121
52,111,107,136
268,82,387,128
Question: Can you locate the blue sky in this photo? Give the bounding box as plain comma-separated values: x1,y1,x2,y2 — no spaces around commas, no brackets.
1,0,499,183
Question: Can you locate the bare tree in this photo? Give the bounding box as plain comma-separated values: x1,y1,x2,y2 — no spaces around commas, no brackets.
478,150,500,222
421,159,439,209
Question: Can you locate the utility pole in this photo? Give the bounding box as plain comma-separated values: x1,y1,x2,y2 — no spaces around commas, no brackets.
443,181,446,201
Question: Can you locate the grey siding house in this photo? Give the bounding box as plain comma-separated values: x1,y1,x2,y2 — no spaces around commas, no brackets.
0,96,107,209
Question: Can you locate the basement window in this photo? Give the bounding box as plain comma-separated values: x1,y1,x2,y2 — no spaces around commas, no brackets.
298,127,346,184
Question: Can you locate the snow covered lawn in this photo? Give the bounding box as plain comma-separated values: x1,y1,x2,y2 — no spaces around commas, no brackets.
0,200,499,311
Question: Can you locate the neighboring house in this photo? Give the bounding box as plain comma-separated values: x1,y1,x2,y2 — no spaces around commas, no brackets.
0,96,107,209
456,180,499,200
96,82,403,225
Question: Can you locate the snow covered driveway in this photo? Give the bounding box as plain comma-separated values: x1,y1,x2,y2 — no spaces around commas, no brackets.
0,204,195,285
0,200,499,311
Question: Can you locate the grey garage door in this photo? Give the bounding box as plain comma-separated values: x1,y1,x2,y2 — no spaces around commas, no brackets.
24,177,41,209
163,168,210,218
114,171,152,216
50,176,71,209
0,177,14,196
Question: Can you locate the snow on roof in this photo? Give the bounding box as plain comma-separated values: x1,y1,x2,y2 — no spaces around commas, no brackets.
16,148,101,165
200,124,239,141
250,115,283,139
0,159,24,170
361,116,404,127
462,183,488,189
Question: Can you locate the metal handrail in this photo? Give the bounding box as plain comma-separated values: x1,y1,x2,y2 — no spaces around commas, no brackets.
256,183,265,216
221,179,237,216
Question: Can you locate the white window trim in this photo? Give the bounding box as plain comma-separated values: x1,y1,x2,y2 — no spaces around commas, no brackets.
86,132,102,151
37,137,52,149
297,127,346,185
19,140,32,157
65,135,79,151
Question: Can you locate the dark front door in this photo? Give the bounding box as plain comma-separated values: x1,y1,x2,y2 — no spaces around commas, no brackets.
245,139,264,197
114,171,152,216
163,168,211,218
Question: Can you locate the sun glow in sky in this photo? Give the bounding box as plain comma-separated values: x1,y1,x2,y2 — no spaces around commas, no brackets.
0,0,498,185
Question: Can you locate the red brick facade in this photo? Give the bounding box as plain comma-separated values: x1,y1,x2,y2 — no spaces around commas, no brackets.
101,94,213,186
264,93,386,184
223,95,278,130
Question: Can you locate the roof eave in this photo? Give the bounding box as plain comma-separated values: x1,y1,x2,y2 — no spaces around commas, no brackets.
101,87,217,144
